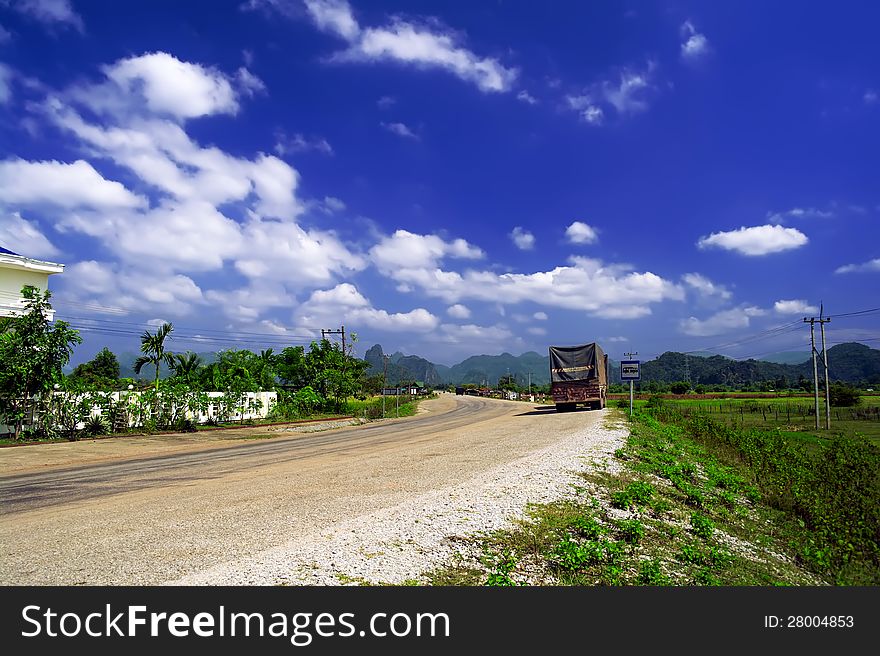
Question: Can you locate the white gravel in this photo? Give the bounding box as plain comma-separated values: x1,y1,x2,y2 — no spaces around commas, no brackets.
168,418,627,585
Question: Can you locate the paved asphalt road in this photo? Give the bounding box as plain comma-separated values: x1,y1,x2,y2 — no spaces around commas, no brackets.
0,394,600,584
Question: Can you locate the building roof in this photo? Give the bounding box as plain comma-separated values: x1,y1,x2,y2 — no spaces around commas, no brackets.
0,246,21,256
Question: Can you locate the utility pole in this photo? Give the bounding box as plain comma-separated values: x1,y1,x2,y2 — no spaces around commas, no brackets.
819,304,831,430
804,310,831,429
382,354,389,419
624,351,638,417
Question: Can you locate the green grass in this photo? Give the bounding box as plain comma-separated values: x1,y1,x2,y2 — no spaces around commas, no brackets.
427,405,879,587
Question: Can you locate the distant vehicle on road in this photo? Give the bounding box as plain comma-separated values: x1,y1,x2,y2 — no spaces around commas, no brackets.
549,342,608,412
455,386,465,395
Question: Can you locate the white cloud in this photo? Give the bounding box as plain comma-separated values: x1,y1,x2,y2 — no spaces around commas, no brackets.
370,229,483,271
304,0,517,93
274,131,334,156
318,196,346,213
774,299,818,315
527,326,546,336
377,95,396,109
680,306,765,337
682,273,732,301
235,67,267,97
0,24,11,43
509,226,535,250
607,336,628,343
516,90,537,105
380,121,418,139
533,312,548,321
835,258,880,274
603,68,653,114
374,242,684,319
92,52,239,120
11,0,83,32
304,0,360,40
295,283,439,332
565,221,599,244
0,158,147,209
865,89,878,105
566,62,657,124
0,211,60,258
146,318,168,328
697,224,808,256
680,21,710,60
62,261,206,316
766,207,833,222
447,304,471,319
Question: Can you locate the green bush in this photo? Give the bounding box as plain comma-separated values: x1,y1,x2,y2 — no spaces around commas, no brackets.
829,383,861,408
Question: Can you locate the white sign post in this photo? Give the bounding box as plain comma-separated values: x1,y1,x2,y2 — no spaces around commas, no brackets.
620,360,641,416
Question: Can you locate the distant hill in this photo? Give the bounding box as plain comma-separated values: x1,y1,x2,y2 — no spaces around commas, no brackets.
757,351,811,365
443,350,550,387
363,344,444,386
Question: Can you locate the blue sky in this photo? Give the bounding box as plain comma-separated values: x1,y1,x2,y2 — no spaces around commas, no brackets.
0,0,878,366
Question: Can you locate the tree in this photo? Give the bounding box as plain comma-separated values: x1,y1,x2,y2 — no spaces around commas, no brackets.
0,286,82,440
69,347,120,389
171,352,203,386
134,322,174,393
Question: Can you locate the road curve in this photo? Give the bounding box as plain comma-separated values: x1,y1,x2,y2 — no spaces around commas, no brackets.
0,394,605,585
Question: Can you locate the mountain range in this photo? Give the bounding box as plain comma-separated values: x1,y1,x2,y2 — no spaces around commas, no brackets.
363,342,880,387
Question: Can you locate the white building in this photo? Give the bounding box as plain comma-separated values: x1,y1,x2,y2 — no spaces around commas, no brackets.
0,246,64,320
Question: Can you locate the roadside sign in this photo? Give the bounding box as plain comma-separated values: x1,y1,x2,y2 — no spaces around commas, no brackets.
620,360,641,381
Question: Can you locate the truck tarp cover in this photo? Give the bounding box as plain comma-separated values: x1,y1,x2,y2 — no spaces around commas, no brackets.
549,343,606,384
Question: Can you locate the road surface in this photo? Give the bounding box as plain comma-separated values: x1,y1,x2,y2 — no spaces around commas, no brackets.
0,394,606,584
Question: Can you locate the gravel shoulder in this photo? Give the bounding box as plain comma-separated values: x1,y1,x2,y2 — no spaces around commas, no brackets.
0,395,626,585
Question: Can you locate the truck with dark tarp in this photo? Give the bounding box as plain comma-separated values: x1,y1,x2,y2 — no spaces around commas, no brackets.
548,342,608,412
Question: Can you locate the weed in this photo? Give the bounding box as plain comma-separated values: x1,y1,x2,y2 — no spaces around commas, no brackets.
483,549,519,586
637,559,671,586
617,519,645,545
690,513,715,540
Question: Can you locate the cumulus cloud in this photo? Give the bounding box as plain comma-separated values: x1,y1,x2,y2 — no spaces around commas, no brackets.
0,158,146,209
377,95,396,109
380,121,418,139
62,260,206,316
680,21,710,60
447,304,471,319
370,230,483,271
373,236,683,319
0,211,60,258
302,0,517,93
774,299,818,315
682,273,732,301
533,312,548,320
607,336,628,343
516,90,537,105
295,283,439,332
697,224,808,256
565,221,599,244
3,52,364,320
509,226,535,250
835,258,880,274
680,306,765,337
83,52,240,120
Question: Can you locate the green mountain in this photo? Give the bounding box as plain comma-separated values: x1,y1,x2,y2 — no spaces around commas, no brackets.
757,351,811,365
363,344,444,386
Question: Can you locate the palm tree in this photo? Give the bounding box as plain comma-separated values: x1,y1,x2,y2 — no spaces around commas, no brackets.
134,322,174,392
171,352,202,385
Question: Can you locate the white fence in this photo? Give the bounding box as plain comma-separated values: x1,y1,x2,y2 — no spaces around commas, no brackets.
1,390,277,436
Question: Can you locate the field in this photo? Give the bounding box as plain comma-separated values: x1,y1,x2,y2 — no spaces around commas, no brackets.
610,394,880,447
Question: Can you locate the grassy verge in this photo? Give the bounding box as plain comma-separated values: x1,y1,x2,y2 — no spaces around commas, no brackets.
427,407,879,586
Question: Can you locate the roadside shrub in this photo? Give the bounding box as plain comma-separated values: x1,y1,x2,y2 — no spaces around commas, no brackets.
84,415,108,437
829,383,861,408
690,513,715,540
